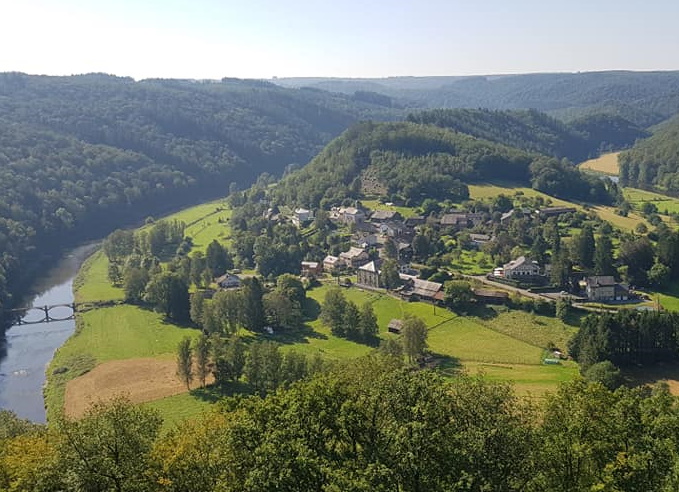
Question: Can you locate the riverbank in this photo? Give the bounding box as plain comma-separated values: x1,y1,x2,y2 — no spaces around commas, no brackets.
44,199,231,423
0,243,98,422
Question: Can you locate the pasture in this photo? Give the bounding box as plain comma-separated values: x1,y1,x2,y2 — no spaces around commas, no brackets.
579,152,620,175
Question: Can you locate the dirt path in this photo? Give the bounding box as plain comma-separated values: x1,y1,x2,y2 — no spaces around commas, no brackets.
64,358,211,418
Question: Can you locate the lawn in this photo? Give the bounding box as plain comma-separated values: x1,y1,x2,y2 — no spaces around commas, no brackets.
467,183,581,209
303,284,579,393
462,361,580,396
74,251,124,303
57,306,199,363
361,199,418,218
624,188,679,216
579,152,620,175
451,250,494,275
143,393,214,431
427,317,544,365
590,205,652,233
477,308,578,355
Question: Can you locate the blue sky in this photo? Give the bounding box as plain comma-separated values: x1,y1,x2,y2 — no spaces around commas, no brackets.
2,0,678,79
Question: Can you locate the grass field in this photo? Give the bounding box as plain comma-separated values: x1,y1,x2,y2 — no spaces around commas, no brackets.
143,393,213,430
463,361,580,396
47,198,234,423
468,182,650,233
73,251,124,303
579,152,620,175
301,284,578,392
451,250,494,275
624,188,679,216
468,183,580,209
361,199,419,218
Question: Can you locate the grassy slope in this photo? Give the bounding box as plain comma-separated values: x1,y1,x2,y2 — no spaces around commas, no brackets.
579,152,620,175
468,182,651,233
45,200,230,423
624,188,679,215
303,284,577,394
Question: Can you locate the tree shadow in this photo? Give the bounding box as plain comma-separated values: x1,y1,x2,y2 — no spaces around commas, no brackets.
190,381,253,402
302,297,321,320
428,352,463,377
466,303,500,320
252,323,328,345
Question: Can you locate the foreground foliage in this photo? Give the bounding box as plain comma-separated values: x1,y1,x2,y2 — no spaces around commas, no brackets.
3,356,679,491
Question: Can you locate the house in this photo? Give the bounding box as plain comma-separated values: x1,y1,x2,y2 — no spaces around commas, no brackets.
440,213,470,229
503,256,540,279
323,255,341,272
338,206,366,224
473,289,509,305
468,233,493,248
292,208,312,227
387,319,403,334
301,261,322,277
339,247,369,267
379,221,408,237
370,210,402,223
397,242,413,262
215,273,241,289
536,207,576,218
357,261,380,289
467,212,486,227
405,216,426,227
500,210,515,225
398,274,444,302
585,276,630,302
352,232,379,248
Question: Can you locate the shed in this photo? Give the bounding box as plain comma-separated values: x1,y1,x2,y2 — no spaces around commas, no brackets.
388,319,403,334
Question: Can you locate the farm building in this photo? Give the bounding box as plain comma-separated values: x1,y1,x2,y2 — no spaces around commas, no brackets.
216,273,241,289
387,319,403,334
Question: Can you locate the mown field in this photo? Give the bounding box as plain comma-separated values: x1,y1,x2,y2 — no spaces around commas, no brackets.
579,152,620,175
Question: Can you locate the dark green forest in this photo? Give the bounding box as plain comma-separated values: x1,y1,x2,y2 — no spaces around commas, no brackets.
276,71,679,127
3,356,679,491
0,73,399,321
273,121,617,209
407,108,646,163
619,115,679,191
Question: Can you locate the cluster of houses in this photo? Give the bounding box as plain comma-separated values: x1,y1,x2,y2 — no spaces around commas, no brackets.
491,256,630,303
284,203,630,305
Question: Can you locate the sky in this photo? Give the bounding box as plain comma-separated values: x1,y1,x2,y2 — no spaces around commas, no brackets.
1,0,678,80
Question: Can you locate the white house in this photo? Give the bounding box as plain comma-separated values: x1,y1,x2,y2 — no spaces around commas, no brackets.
502,256,540,279
292,208,313,227
216,273,241,289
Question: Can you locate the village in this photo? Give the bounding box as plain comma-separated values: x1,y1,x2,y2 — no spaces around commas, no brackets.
218,200,638,312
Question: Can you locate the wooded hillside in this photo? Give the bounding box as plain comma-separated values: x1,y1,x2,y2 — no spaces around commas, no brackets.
619,115,679,191
273,121,616,208
0,73,399,321
407,108,646,163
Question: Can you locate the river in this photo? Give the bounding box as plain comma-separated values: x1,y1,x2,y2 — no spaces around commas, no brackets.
0,244,98,422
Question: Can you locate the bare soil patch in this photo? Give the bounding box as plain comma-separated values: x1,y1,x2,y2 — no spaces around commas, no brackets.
64,358,212,418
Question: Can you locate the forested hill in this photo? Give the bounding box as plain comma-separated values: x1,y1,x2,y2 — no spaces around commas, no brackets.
619,115,679,192
0,73,399,320
407,109,647,163
273,121,615,209
275,71,679,128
